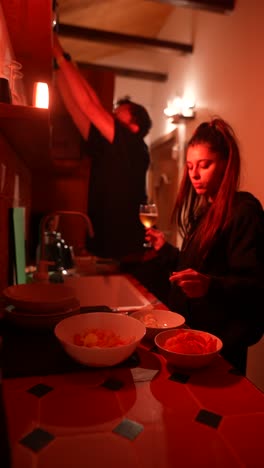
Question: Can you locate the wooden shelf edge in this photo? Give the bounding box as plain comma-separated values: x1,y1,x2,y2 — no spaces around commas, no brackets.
0,103,53,171
0,102,49,119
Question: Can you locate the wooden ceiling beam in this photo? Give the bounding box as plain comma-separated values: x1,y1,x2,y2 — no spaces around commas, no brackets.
58,23,193,54
154,0,235,14
78,61,168,83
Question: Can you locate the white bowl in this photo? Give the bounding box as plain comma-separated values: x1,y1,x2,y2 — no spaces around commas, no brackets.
54,312,146,367
131,309,185,340
3,283,77,314
155,328,223,369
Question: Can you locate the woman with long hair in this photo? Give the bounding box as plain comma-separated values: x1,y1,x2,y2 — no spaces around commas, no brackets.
145,117,264,374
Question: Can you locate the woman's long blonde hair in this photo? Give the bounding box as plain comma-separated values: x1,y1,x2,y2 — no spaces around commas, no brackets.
172,117,241,262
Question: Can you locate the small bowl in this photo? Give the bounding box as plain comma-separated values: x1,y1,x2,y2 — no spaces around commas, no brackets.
155,328,223,369
131,308,185,340
3,283,77,314
54,312,146,367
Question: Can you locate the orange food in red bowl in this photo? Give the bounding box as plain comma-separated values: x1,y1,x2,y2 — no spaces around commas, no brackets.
163,330,218,355
155,329,223,369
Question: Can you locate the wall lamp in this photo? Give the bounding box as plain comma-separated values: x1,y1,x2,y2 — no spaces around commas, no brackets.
164,96,196,123
33,82,49,109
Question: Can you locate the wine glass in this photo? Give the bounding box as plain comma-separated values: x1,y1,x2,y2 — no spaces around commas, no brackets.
139,203,158,248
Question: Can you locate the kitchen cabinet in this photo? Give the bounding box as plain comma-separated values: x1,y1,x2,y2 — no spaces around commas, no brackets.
0,0,53,171
0,1,115,170
1,0,53,101
0,0,116,268
0,103,52,171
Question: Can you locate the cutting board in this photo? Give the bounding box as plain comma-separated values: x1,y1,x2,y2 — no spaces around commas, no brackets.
11,207,26,284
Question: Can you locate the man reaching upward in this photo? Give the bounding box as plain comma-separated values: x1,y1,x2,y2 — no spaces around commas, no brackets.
53,34,152,260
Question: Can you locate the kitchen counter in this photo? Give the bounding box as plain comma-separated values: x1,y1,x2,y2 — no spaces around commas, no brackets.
1,276,264,468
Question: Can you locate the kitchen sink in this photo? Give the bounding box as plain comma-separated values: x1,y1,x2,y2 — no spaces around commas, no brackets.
73,256,120,276
64,275,150,312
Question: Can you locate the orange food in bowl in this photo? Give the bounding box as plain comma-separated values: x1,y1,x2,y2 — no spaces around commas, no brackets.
73,328,134,348
163,330,218,355
54,312,146,367
154,328,223,369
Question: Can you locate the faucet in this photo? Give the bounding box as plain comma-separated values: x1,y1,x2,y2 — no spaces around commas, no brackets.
37,210,94,276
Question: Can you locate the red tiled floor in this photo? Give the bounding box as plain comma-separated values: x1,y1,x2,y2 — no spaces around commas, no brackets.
39,383,126,434
134,418,245,468
9,442,36,468
2,279,264,468
188,364,264,415
3,384,40,443
220,412,264,466
37,432,140,468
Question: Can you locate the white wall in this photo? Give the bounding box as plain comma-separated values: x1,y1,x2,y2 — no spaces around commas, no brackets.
110,0,264,205
153,0,264,206
100,0,264,390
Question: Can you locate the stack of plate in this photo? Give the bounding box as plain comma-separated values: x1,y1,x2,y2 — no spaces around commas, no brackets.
3,283,80,329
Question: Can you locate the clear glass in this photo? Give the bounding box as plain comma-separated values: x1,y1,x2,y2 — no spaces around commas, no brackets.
8,60,26,105
139,203,158,248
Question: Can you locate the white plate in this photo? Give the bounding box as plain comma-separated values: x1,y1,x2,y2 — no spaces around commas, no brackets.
3,283,77,314
5,303,80,328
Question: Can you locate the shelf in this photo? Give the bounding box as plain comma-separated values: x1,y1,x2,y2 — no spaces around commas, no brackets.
0,103,53,171
0,0,53,171
1,0,53,87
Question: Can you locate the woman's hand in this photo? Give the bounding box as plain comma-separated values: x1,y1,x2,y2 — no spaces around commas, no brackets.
169,268,211,298
145,228,166,251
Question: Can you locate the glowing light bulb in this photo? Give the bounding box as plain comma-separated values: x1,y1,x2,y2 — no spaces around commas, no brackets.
33,82,49,108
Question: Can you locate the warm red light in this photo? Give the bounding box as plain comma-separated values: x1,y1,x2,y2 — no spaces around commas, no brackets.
33,82,49,108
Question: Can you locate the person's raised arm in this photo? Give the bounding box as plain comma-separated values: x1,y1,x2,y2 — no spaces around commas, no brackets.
55,70,90,139
53,34,115,142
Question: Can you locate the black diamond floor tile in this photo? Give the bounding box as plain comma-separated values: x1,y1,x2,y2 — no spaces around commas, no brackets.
113,418,144,440
102,378,124,391
20,428,55,452
27,384,53,398
169,372,190,383
195,409,222,429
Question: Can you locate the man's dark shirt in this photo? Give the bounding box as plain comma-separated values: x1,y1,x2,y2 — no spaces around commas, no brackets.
84,120,150,259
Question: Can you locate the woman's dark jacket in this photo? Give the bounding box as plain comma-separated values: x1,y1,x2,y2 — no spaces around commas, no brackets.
156,191,264,348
